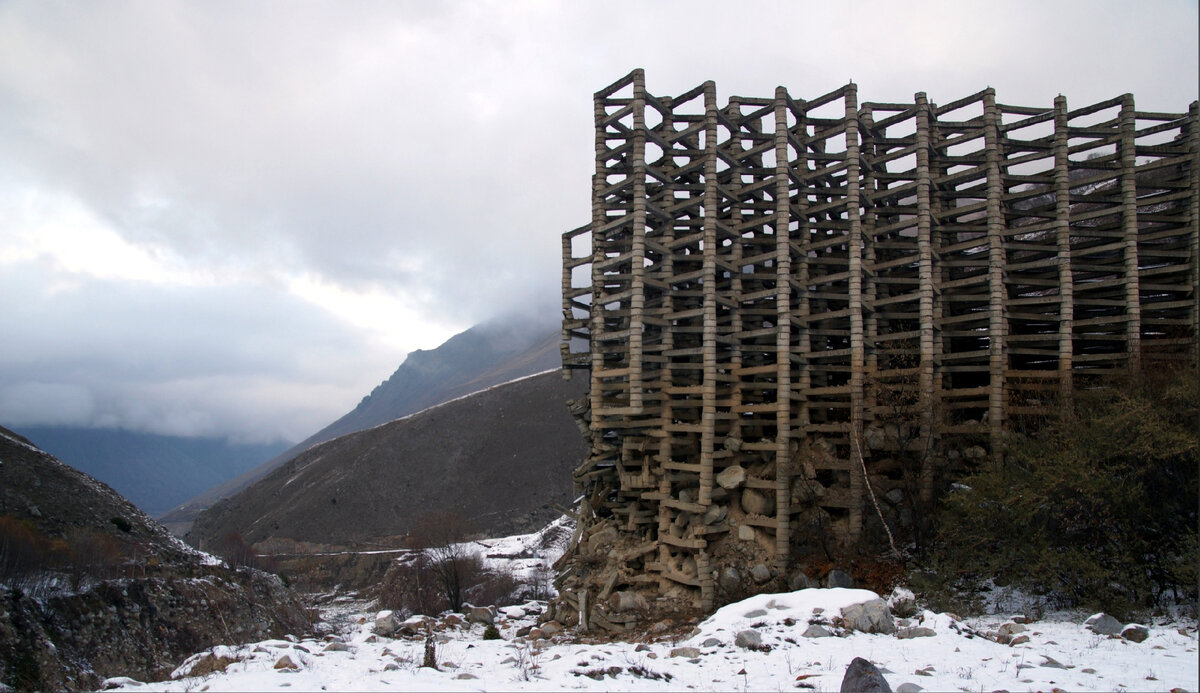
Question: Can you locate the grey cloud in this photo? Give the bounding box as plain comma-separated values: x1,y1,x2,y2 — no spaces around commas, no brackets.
0,261,397,441
0,1,1195,439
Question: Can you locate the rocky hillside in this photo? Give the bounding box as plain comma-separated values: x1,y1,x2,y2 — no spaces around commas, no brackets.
0,426,310,690
187,370,587,551
161,315,562,533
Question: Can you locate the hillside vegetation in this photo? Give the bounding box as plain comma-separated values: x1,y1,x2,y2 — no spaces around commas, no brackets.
921,364,1199,619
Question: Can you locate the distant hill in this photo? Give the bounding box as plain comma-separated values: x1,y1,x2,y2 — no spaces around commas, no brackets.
162,314,563,533
187,369,587,551
16,426,289,517
0,426,308,690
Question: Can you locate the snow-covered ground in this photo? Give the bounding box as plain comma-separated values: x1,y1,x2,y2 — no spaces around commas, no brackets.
108,586,1197,692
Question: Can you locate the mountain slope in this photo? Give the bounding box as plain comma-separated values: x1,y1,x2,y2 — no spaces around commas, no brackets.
187,370,587,550
0,426,309,690
16,427,288,517
162,315,562,532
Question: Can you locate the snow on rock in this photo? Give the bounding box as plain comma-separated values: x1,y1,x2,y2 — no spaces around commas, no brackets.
100,521,1198,693
687,587,882,643
107,591,1200,693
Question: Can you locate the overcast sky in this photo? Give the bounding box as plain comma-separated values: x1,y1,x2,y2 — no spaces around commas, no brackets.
1,1,1196,443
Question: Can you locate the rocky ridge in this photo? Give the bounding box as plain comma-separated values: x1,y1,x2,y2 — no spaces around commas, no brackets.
0,426,310,690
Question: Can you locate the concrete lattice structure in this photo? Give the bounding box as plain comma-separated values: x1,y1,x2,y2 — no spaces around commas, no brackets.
555,69,1199,628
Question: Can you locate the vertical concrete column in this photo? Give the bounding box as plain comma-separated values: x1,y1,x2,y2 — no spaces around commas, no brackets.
698,81,720,608
589,80,612,433
1053,95,1075,405
982,89,1007,464
629,71,648,413
914,92,937,503
1118,94,1142,372
845,85,866,540
773,86,794,568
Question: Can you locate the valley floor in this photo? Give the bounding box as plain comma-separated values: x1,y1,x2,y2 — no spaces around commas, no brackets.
107,588,1198,693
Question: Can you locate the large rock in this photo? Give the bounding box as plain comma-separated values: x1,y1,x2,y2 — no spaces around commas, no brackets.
741,488,775,516
607,591,649,612
1084,612,1123,635
841,657,892,692
463,604,496,626
803,624,833,638
790,572,817,591
886,587,917,617
896,626,935,639
273,655,300,671
373,610,397,637
716,465,746,489
826,569,854,589
172,650,238,679
704,504,728,524
840,599,895,634
1121,624,1149,643
750,563,772,584
734,629,763,649
718,567,741,593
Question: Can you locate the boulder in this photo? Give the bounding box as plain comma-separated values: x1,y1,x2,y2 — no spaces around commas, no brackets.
463,604,496,626
718,567,741,592
840,657,892,692
1121,624,1149,643
372,610,397,637
790,572,817,591
539,620,563,637
895,684,924,693
586,525,619,554
398,616,430,637
322,641,350,652
607,591,648,612
895,626,935,639
998,622,1026,636
670,647,701,659
716,465,747,489
1084,612,1123,635
273,655,300,671
802,624,833,638
886,587,917,617
737,524,756,541
741,488,775,516
840,599,895,634
750,563,771,584
172,651,238,679
826,569,854,589
704,504,728,524
734,629,763,649
701,637,722,647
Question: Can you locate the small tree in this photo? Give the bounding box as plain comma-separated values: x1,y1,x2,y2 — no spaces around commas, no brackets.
408,511,477,611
